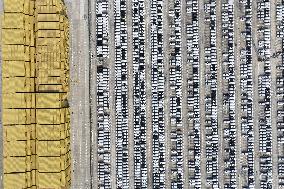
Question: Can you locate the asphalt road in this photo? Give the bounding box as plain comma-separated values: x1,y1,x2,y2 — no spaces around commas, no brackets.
65,0,92,188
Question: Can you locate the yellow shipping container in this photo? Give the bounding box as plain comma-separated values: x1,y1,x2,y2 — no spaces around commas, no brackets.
3,93,28,109
2,29,24,44
4,173,26,189
37,124,61,140
37,13,60,22
37,93,61,108
2,77,33,93
36,109,61,124
38,84,62,92
2,109,28,125
3,0,25,12
38,156,61,172
3,13,24,28
37,29,61,38
4,156,26,173
36,0,48,6
2,44,25,60
37,141,61,156
37,37,60,45
38,173,61,188
23,0,31,14
2,61,27,77
4,140,26,156
3,125,27,141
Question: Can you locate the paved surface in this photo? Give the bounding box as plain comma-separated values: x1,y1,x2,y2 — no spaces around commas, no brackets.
234,2,243,188
271,2,281,189
0,0,283,188
65,0,91,188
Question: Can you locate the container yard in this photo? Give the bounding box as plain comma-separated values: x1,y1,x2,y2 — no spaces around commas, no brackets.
1,0,71,188
1,0,284,189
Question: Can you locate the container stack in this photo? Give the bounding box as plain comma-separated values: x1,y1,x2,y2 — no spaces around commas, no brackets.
2,0,71,188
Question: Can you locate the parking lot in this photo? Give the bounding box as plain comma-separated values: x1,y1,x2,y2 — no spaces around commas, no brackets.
0,0,282,188
63,0,284,188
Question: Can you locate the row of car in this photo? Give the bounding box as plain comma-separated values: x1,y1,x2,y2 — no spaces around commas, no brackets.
277,2,284,187
186,0,202,187
221,2,237,188
257,0,273,188
96,0,111,188
203,1,219,187
97,66,112,188
168,0,184,188
114,0,130,188
239,1,256,188
96,0,109,58
150,0,166,188
132,0,148,188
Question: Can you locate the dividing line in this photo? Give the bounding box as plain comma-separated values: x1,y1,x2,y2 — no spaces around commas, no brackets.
126,0,135,187
198,0,207,188
87,0,97,187
108,0,117,188
144,0,153,188
234,0,242,188
251,0,260,188
251,0,260,187
270,0,279,188
180,0,189,188
163,0,171,188
216,0,224,187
